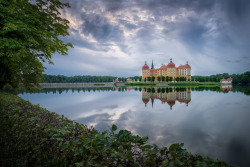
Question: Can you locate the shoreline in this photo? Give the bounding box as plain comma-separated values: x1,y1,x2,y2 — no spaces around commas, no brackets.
19,81,223,88
0,90,229,166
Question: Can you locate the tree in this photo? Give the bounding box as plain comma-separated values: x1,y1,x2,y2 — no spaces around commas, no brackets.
147,77,151,82
0,0,73,89
161,76,165,82
157,76,161,82
152,76,155,82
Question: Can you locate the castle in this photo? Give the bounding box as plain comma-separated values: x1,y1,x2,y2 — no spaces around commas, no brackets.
142,58,191,81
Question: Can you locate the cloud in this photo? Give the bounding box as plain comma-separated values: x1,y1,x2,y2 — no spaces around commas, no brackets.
46,0,250,76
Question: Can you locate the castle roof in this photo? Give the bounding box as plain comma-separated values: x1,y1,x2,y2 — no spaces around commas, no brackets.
159,65,168,70
221,77,232,81
166,62,175,68
177,64,191,69
142,64,149,70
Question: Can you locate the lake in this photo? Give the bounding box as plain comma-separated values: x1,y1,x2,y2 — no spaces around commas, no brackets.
18,86,250,167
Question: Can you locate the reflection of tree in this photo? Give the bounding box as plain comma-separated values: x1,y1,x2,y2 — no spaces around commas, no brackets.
17,87,117,94
142,87,191,109
16,85,249,98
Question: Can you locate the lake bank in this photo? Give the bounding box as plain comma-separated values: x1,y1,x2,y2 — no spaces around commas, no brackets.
0,90,229,166
19,82,222,89
125,81,220,87
168,82,220,87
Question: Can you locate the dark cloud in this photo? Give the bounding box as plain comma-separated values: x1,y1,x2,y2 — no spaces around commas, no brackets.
177,18,209,50
101,0,125,11
79,13,123,42
63,35,108,52
48,0,250,76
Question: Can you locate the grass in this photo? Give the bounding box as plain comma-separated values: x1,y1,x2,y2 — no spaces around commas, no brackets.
94,83,105,86
168,82,220,87
124,82,220,87
124,82,156,86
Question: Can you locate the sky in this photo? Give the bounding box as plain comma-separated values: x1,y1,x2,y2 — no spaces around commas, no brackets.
44,0,250,77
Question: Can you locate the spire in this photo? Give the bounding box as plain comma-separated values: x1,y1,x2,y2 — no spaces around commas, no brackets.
145,61,147,65
151,60,154,69
186,61,188,65
170,58,172,63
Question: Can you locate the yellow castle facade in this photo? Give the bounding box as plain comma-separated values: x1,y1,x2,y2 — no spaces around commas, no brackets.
142,58,191,81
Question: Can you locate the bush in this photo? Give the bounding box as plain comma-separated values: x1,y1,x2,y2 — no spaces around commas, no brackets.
0,91,230,166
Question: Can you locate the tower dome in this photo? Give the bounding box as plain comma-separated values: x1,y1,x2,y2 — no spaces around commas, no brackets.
166,58,175,68
142,61,149,70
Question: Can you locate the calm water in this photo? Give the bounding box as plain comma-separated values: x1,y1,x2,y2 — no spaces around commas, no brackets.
18,86,250,167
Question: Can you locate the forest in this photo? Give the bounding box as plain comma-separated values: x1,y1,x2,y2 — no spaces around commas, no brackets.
41,71,250,85
192,71,250,84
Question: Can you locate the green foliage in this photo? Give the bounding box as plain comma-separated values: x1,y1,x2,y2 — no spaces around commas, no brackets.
93,84,105,86
168,82,220,87
41,74,144,83
0,91,232,166
192,71,250,85
124,82,156,86
147,77,152,82
0,0,73,89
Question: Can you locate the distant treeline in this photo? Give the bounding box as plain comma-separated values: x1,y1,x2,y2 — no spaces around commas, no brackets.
41,74,141,83
41,71,250,85
192,71,250,84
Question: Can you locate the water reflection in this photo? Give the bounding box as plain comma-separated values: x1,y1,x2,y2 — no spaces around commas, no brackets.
220,84,232,91
18,86,250,166
17,84,250,96
141,87,191,109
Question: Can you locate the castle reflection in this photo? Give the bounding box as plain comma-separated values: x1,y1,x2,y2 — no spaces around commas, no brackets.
142,87,191,109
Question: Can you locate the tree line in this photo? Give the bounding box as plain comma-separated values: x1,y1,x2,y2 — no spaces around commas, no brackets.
41,74,142,83
192,71,250,84
41,71,250,85
145,76,189,82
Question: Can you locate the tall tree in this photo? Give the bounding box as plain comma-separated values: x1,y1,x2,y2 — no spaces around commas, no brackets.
0,0,73,89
